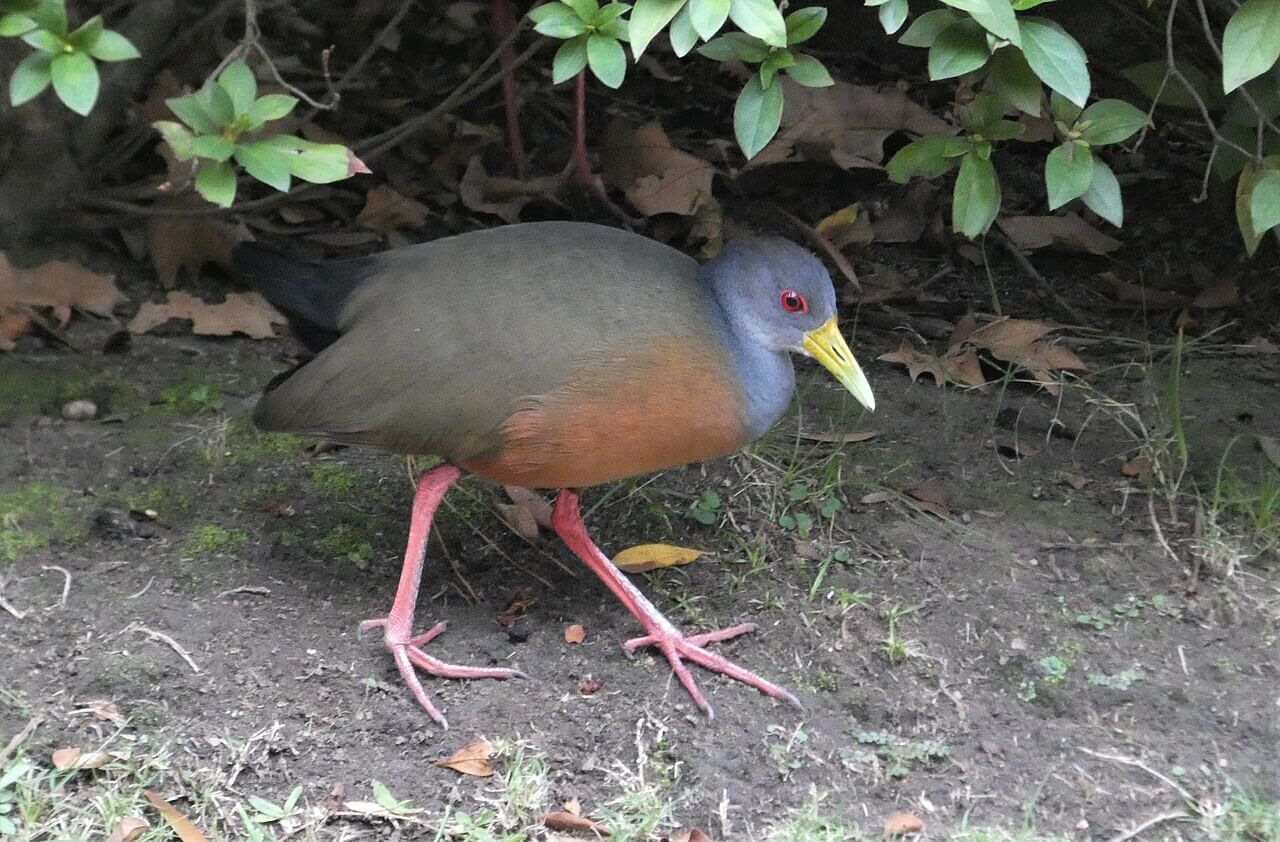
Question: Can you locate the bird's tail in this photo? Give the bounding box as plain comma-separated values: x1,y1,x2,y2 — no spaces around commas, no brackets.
234,242,366,353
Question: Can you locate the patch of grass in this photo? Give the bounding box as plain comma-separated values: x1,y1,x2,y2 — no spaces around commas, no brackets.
878,601,921,663
309,461,358,496
764,790,867,841
1203,788,1280,840
185,524,249,554
766,724,812,780
118,480,193,515
154,379,224,415
314,524,374,569
225,417,306,464
0,482,80,561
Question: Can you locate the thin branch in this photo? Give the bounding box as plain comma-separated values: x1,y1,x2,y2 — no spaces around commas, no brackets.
1192,0,1280,140
134,624,202,673
0,716,42,764
1164,0,1254,166
1108,811,1191,842
40,565,71,609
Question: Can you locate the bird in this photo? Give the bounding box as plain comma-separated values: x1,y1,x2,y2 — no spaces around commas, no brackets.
237,221,875,727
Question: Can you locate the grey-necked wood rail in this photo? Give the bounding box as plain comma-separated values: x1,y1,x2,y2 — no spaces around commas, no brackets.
239,221,875,727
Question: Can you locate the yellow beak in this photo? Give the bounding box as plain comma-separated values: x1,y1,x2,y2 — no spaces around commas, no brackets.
802,316,875,411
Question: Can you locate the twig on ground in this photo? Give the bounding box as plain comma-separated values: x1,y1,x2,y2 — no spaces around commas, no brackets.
1077,746,1200,807
0,578,29,620
218,585,272,598
41,565,72,609
434,529,480,605
0,715,42,764
126,577,155,599
134,624,202,673
1108,810,1192,842
992,232,1088,325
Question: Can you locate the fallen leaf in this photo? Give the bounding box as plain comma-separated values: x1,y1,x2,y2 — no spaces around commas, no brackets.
1059,471,1091,490
1097,271,1188,309
564,623,586,644
504,485,554,528
128,291,285,339
105,817,149,842
942,349,989,390
51,747,124,771
1121,455,1152,481
1190,277,1237,310
884,810,926,836
496,502,539,540
878,340,947,387
613,543,705,573
459,156,564,223
816,204,875,249
672,831,715,842
143,790,209,842
82,699,126,725
496,588,538,629
907,481,951,518
577,675,602,695
1257,435,1280,469
997,214,1121,255
144,203,240,288
600,120,715,217
792,538,823,559
854,267,912,303
434,739,495,777
543,811,606,833
357,185,428,230
0,253,126,347
960,317,1086,394
860,490,895,505
872,181,940,244
798,429,880,444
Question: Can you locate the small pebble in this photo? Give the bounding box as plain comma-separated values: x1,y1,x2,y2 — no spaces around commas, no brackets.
61,399,97,421
508,623,530,644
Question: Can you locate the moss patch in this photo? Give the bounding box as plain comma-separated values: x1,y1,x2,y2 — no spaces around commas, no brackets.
184,524,249,554
226,417,306,464
0,482,81,561
309,462,358,496
315,523,375,568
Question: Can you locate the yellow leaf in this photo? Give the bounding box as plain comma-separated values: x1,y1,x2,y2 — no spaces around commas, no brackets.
613,544,704,573
142,790,209,842
434,739,495,777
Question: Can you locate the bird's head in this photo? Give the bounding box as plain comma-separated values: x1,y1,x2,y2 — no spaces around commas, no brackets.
705,237,875,411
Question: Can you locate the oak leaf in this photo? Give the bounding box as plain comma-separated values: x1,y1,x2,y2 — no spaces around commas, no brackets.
128,291,284,339
357,185,428,231
600,120,715,217
434,739,495,777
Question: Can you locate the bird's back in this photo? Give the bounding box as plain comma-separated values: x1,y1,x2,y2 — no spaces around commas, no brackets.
251,222,753,485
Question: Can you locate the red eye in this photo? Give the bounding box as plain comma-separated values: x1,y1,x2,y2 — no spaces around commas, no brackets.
780,289,808,314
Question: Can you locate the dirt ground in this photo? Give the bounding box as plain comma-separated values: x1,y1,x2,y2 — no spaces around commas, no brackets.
1,232,1278,840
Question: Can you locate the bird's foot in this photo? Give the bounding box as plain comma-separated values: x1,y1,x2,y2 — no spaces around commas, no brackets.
360,617,525,728
623,622,801,719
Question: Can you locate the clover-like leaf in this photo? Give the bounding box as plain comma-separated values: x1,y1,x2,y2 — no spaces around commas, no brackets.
9,50,51,105
195,159,237,207
50,50,98,115
552,34,589,82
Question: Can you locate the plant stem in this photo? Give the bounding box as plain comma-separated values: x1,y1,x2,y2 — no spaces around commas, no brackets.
570,71,592,185
491,0,527,178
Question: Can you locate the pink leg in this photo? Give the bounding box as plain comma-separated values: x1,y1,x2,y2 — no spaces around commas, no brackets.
550,489,801,719
360,464,523,728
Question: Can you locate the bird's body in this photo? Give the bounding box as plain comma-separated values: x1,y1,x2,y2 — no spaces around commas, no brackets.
248,223,794,487
240,221,874,726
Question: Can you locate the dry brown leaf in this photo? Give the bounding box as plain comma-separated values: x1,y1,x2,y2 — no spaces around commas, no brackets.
941,349,989,391
884,810,926,837
997,214,1121,255
82,699,126,725
600,120,715,217
434,739,495,777
357,185,428,231
878,340,948,387
564,624,586,644
544,811,606,833
754,79,953,170
1096,271,1188,309
504,486,554,528
143,790,209,842
872,181,940,244
816,204,875,249
496,503,540,541
459,156,564,223
1121,455,1152,481
1257,435,1280,469
145,204,240,288
128,291,284,339
51,747,117,771
907,481,951,518
861,490,895,505
577,675,602,695
0,253,126,334
613,543,704,573
961,317,1086,394
1059,471,1091,490
798,429,880,444
105,817,149,842
672,831,715,842
1191,277,1238,310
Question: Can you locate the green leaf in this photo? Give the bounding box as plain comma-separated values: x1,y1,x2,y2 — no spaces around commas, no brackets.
67,14,102,51
1049,89,1081,123
959,92,1006,133
878,0,909,35
246,93,298,128
21,27,62,52
940,0,1019,45
8,50,51,105
586,33,626,87
786,53,833,87
1248,169,1280,236
531,3,587,37
983,119,1024,140
235,140,293,192
669,3,698,55
886,134,969,181
195,159,237,207
29,0,63,34
597,14,628,39
1012,0,1054,7
268,137,365,183
759,49,794,86
1019,16,1089,106
1222,0,1280,92
153,120,196,160
192,134,236,161
218,61,257,115
1236,163,1265,254
566,0,600,20
1121,60,1218,110
1078,99,1149,145
697,31,769,62
595,2,630,26
629,0,685,57
50,50,98,115
928,21,991,80
784,6,826,43
986,47,1042,115
0,13,37,37
88,29,139,61
1081,157,1122,226
166,93,220,134
691,0,730,40
205,79,236,125
900,9,959,47
953,151,1000,237
729,0,786,48
552,35,588,82
1045,140,1093,209
734,74,783,158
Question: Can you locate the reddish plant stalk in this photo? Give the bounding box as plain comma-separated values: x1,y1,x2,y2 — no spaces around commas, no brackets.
491,0,526,178
570,70,592,185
